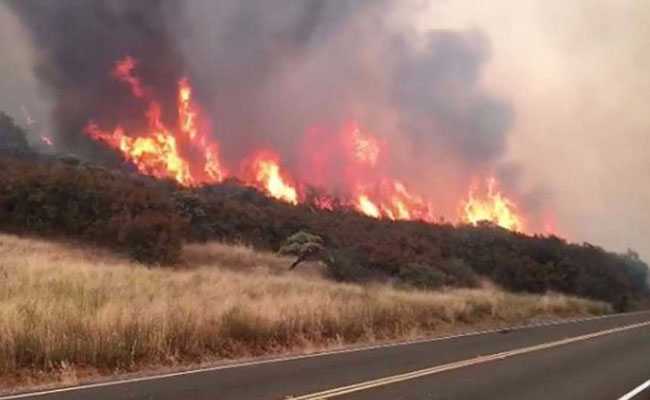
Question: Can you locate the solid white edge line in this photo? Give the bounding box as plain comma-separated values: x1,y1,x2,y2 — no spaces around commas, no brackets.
618,379,650,400
0,310,648,399
288,320,650,400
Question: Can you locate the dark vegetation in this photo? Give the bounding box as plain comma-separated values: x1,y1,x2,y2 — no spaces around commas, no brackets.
1,114,648,310
0,112,29,151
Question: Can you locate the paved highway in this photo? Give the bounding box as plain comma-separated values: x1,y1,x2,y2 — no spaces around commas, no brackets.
3,311,649,400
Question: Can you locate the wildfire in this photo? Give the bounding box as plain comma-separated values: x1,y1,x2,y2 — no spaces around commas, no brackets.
350,124,380,166
354,180,435,222
357,194,381,218
462,178,523,231
312,195,336,211
246,151,298,204
178,78,197,140
86,57,226,186
112,56,145,98
85,56,544,233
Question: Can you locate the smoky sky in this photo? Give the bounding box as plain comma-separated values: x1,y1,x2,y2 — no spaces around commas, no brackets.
6,0,186,162
390,30,512,166
6,0,515,206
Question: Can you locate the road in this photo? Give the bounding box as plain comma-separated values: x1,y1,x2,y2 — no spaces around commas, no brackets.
3,311,650,400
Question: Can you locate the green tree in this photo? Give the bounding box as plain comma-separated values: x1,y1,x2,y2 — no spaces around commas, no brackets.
279,231,326,270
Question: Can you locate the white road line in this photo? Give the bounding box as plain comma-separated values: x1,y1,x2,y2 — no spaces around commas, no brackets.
288,320,650,400
618,379,650,400
0,311,648,399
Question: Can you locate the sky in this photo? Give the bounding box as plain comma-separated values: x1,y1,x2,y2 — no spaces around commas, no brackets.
1,1,648,261
406,1,650,260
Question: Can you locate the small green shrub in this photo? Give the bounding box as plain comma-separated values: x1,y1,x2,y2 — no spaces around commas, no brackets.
122,211,184,264
278,231,325,255
398,263,446,289
443,258,480,287
324,249,377,283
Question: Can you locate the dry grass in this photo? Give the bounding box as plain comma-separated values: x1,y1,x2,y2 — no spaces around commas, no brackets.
0,233,611,390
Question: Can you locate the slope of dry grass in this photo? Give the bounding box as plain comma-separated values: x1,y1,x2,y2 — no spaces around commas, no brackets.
0,233,611,391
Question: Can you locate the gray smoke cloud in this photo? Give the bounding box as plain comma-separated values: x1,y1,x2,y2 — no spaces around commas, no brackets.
391,30,512,165
0,4,50,143
5,0,516,215
409,0,650,261
170,1,515,211
6,0,186,162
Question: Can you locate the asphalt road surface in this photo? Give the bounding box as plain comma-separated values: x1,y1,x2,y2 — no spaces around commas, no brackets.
3,311,649,400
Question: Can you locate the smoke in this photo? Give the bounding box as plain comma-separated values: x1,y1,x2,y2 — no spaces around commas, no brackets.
5,0,186,162
391,30,512,165
6,0,648,261
0,5,50,142
163,0,515,212
5,1,513,207
411,0,650,261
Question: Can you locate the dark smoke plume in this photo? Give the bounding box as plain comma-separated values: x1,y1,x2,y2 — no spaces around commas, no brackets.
6,0,185,162
7,0,514,209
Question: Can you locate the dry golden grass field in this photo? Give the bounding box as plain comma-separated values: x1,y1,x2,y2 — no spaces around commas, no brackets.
0,233,611,391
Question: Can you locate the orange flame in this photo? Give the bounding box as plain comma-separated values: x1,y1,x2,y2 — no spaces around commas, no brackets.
113,56,145,98
246,151,298,204
354,180,435,222
357,194,381,218
462,178,523,231
178,78,198,140
312,195,336,211
87,57,226,186
86,58,546,233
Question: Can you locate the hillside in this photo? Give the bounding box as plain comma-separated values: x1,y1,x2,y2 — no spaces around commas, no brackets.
0,119,646,391
0,148,648,311
0,233,610,391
